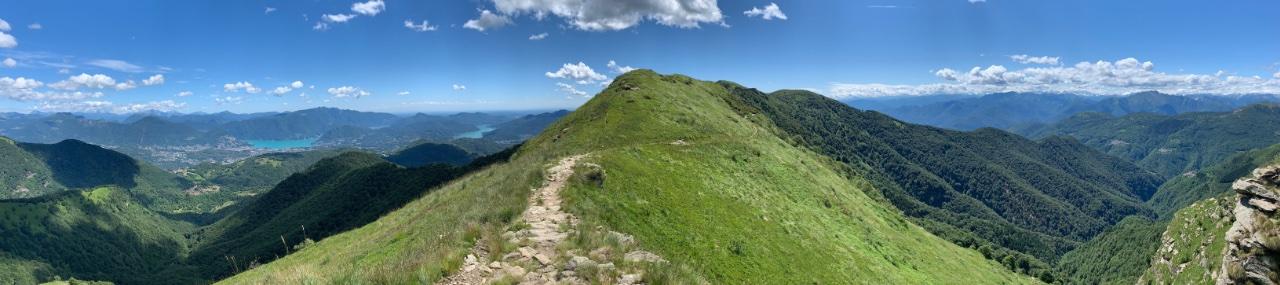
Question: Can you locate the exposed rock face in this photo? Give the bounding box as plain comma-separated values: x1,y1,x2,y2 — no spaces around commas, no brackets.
1219,166,1280,285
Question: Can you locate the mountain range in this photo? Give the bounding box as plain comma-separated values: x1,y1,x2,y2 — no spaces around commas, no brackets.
846,91,1280,131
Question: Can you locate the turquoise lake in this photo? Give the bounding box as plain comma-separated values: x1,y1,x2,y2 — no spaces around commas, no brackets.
246,138,317,150
454,124,496,139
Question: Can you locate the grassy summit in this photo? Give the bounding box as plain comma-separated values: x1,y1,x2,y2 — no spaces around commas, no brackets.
222,70,1032,284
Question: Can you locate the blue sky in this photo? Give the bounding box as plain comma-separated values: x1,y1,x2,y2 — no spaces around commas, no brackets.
1,0,1278,114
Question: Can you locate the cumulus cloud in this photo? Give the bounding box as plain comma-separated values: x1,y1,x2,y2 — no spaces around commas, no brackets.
142,74,165,86
490,0,724,31
828,57,1280,98
2,57,14,67
290,81,304,88
0,32,15,48
215,96,243,105
223,81,262,93
546,62,607,84
264,7,277,14
1010,54,1060,65
463,10,512,32
607,60,636,74
452,84,467,91
1,76,109,102
1274,71,1280,79
114,80,137,91
176,91,193,97
87,59,144,73
556,82,587,97
744,3,787,20
351,0,386,16
49,73,119,90
0,18,14,48
26,23,40,30
529,33,548,40
313,22,330,31
327,86,370,98
271,86,292,96
404,20,438,32
323,14,357,23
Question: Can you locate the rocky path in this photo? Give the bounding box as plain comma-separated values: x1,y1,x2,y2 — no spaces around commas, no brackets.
438,155,585,285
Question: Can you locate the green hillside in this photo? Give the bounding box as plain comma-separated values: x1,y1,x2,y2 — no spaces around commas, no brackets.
0,187,199,284
0,136,65,199
173,150,345,216
1054,216,1167,285
1138,196,1236,284
187,152,467,280
721,86,1162,280
1148,143,1280,217
1025,104,1280,178
221,70,1031,284
385,142,473,167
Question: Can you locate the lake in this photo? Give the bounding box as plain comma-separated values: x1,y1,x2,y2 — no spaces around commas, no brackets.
246,138,317,150
454,124,496,139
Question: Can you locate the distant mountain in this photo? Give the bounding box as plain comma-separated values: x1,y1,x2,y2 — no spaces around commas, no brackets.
482,109,569,143
0,138,194,212
847,91,1280,131
1023,104,1280,178
385,142,473,167
315,113,476,149
0,113,235,146
222,107,400,140
174,149,347,216
729,86,1162,278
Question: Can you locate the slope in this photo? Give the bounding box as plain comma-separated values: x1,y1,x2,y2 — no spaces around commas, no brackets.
725,86,1162,280
0,187,199,284
173,149,346,216
0,136,64,199
385,142,474,167
190,149,515,281
1024,104,1280,178
221,70,1031,284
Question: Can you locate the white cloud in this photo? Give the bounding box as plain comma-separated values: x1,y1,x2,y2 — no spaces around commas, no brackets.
969,0,986,3
828,57,1280,98
397,91,411,96
323,14,357,23
2,57,14,67
490,0,724,31
327,86,370,98
271,86,293,96
176,91,193,97
33,101,113,113
351,0,386,16
27,23,41,30
463,10,512,32
57,68,70,74
223,81,262,93
49,73,118,90
142,74,165,86
264,7,277,14
86,59,144,73
556,82,587,97
1010,54,1060,65
0,32,17,48
452,84,467,91
546,62,607,84
215,96,243,105
744,3,787,20
607,60,636,74
1274,71,1280,79
529,33,548,40
313,22,330,31
290,81,304,88
404,20,438,32
114,80,137,91
0,19,9,31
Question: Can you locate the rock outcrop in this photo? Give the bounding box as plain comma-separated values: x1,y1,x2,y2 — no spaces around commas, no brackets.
1218,166,1280,285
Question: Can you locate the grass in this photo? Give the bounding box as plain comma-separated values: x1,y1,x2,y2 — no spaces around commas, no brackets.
1138,196,1235,284
221,70,1035,284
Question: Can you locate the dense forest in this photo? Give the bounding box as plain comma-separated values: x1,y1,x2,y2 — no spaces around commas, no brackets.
723,84,1165,282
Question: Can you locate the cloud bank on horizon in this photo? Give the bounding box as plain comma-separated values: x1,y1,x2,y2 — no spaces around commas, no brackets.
0,0,1278,113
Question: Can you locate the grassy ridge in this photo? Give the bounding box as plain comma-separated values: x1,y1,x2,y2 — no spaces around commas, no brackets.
222,70,1032,284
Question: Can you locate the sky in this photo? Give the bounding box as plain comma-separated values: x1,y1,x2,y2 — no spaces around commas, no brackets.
1,0,1279,114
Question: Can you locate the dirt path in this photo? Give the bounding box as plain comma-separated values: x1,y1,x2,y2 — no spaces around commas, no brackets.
438,155,585,285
